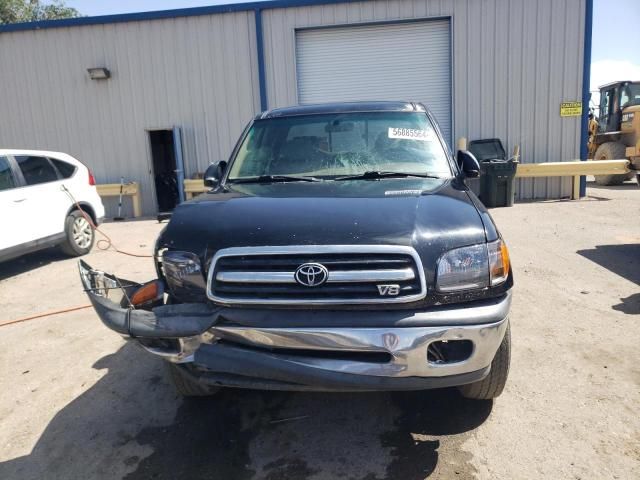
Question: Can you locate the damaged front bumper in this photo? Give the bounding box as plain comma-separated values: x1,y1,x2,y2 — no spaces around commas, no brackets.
79,260,511,392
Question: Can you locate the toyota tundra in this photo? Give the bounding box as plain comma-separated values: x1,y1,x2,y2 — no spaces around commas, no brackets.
79,101,513,400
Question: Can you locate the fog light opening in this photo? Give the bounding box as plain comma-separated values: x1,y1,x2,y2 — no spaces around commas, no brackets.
427,340,473,364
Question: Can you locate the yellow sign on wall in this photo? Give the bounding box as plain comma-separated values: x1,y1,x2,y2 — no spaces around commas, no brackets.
560,101,583,117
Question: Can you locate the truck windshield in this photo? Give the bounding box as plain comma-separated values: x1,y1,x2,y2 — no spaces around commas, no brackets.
227,112,452,181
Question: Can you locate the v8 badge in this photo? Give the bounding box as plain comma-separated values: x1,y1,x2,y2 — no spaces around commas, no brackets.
377,284,400,296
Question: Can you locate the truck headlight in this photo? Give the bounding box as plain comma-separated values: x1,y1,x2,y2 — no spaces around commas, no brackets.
162,251,207,301
436,240,510,292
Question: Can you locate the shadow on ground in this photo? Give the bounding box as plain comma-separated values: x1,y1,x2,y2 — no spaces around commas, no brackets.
586,181,639,191
578,244,640,315
583,180,638,200
0,248,68,281
612,293,640,315
577,244,640,286
0,342,492,480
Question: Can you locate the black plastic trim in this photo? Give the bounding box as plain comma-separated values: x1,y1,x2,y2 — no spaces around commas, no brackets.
190,344,489,392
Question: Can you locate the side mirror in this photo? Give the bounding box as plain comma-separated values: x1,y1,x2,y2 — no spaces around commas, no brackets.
204,161,227,187
457,150,480,178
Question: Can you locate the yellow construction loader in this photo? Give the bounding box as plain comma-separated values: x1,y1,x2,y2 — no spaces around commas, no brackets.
588,80,640,185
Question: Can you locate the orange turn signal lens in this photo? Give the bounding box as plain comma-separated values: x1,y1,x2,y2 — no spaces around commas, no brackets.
489,239,510,286
130,280,162,306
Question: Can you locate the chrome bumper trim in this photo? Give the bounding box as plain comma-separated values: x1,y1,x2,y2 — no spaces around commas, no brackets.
148,316,509,378
207,320,508,377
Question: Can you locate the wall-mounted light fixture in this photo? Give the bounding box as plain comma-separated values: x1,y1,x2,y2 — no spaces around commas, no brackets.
87,67,111,80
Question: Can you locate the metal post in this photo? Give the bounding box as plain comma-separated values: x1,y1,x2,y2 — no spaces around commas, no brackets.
579,0,594,198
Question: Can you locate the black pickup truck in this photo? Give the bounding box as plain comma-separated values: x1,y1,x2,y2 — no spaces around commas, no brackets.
80,101,513,400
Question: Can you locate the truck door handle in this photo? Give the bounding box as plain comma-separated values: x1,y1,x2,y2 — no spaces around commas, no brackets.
13,198,26,203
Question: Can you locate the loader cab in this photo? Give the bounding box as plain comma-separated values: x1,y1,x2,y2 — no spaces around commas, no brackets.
598,81,640,133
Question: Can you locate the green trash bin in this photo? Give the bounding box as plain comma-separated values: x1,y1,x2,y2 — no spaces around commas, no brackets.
468,138,517,208
479,159,517,208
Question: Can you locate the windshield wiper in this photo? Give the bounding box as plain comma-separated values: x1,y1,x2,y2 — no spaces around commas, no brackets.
333,171,442,181
229,175,321,184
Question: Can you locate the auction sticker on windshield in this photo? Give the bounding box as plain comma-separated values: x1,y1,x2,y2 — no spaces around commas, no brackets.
388,127,434,141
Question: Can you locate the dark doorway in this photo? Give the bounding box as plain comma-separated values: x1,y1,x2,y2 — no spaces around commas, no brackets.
149,130,179,212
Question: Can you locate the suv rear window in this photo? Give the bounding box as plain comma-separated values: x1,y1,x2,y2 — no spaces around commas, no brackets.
51,158,76,179
0,156,16,191
16,156,59,185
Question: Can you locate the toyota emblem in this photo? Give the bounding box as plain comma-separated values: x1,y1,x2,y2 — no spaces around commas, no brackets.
294,263,329,287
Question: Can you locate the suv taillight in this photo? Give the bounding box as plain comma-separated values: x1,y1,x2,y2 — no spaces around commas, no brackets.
88,170,96,186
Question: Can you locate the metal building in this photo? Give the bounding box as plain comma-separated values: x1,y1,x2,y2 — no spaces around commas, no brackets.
0,0,592,216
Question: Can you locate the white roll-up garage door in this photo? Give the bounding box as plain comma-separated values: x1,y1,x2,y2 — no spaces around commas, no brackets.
295,20,452,143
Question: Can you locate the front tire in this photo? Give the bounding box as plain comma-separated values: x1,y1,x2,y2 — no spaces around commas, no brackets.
166,363,220,397
458,322,511,400
593,142,629,186
60,210,95,256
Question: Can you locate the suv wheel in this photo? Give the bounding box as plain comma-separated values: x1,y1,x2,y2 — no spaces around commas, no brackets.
458,321,511,400
166,363,221,397
60,210,95,256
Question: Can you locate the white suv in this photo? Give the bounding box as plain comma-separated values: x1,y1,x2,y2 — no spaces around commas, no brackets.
0,150,105,262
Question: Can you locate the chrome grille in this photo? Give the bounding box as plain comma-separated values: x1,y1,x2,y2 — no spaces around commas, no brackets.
206,245,427,305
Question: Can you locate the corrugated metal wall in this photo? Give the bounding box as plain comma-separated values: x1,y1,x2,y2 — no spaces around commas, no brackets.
0,12,260,215
295,20,452,142
262,0,586,199
0,0,586,211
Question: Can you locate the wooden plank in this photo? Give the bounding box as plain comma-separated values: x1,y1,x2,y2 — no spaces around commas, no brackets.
516,160,630,178
131,190,142,218
95,182,142,218
184,179,207,200
184,179,207,193
96,182,139,196
572,176,581,200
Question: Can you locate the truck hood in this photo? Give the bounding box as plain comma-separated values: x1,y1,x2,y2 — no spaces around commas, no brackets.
159,178,489,282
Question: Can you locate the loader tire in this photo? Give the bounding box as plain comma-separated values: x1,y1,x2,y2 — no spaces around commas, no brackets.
593,142,630,186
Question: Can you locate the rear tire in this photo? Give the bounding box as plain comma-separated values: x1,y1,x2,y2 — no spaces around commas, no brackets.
593,142,629,186
458,322,511,400
166,363,220,397
60,210,95,256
